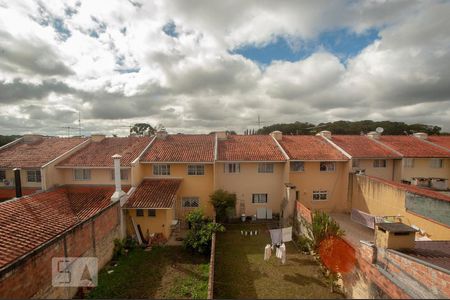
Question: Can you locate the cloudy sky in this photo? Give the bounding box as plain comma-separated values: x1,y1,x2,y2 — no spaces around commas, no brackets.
1,0,450,136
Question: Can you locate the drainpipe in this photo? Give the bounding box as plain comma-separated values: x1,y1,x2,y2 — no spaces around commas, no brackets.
111,154,125,202
13,168,22,198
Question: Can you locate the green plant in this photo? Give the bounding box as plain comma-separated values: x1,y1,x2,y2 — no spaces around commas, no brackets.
184,209,225,254
309,211,344,251
113,238,126,259
209,189,236,222
296,235,312,253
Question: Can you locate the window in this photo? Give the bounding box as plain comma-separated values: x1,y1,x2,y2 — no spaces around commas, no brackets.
295,191,299,201
187,164,205,175
319,162,335,172
312,190,328,201
430,158,443,168
148,209,156,217
258,163,274,173
404,158,414,168
27,170,41,182
111,169,129,180
224,163,240,173
74,169,91,181
153,164,170,176
136,209,144,217
373,159,387,168
0,170,5,181
182,197,200,208
352,159,360,168
252,193,268,203
290,161,305,172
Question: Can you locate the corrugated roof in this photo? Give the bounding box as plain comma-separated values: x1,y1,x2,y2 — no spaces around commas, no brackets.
217,135,286,161
279,135,348,161
426,136,450,151
58,137,152,167
124,178,181,209
331,135,401,158
0,137,87,168
142,134,214,162
378,136,450,158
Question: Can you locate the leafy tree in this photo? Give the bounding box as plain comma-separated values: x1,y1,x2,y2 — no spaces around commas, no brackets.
308,211,344,251
130,123,156,136
209,189,237,222
183,209,225,254
0,135,21,147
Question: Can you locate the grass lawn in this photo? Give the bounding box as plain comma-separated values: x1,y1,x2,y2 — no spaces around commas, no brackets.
214,223,344,299
88,246,209,299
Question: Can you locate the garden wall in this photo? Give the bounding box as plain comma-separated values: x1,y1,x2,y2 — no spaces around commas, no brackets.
207,232,216,300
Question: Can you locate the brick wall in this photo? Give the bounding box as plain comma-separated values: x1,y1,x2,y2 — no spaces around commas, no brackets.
0,202,121,299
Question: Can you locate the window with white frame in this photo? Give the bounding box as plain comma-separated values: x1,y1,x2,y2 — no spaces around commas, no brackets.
312,190,328,201
74,169,91,181
187,164,205,175
111,169,129,180
0,170,5,181
404,158,414,168
258,163,274,173
252,193,268,203
224,163,240,173
430,158,443,168
352,159,360,168
153,164,170,176
319,162,335,172
373,159,387,168
290,161,305,172
182,197,200,208
27,170,41,182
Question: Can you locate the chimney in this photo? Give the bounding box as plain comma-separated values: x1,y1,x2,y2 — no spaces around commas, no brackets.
156,130,168,140
91,134,106,142
270,131,283,141
375,222,417,250
367,131,380,140
111,154,125,202
215,131,228,140
23,134,43,144
413,132,428,140
13,168,22,198
317,130,332,139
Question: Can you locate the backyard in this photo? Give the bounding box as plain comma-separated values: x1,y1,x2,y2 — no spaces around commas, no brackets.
214,223,344,299
88,246,209,299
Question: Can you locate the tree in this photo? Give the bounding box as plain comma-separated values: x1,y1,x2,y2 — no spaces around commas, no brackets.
209,189,237,222
130,123,156,136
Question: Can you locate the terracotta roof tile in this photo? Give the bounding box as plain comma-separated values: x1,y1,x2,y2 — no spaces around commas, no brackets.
279,136,348,160
0,137,87,168
0,188,40,202
58,137,151,167
143,135,214,162
378,136,450,158
217,135,285,161
0,185,129,269
426,136,450,151
400,241,450,272
330,135,401,158
124,179,181,208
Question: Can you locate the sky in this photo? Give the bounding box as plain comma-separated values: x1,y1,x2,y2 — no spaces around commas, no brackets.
0,0,450,136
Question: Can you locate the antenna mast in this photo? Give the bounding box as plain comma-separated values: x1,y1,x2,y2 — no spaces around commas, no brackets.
78,111,81,136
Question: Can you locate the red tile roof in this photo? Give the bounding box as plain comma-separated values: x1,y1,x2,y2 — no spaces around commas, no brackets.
426,136,450,151
0,137,87,168
279,136,348,161
0,187,40,202
58,137,152,167
331,135,401,159
217,135,286,161
124,179,181,209
400,241,450,271
378,136,450,158
0,185,129,269
142,135,215,162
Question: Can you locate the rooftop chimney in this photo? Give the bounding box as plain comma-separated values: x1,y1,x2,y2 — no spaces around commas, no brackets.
156,130,168,140
413,132,428,140
23,134,43,144
111,154,125,202
367,131,380,140
91,134,106,142
375,222,417,250
317,130,332,139
13,168,22,198
270,131,283,141
215,131,228,140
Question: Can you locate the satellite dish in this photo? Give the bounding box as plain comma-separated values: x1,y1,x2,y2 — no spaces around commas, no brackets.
376,127,384,134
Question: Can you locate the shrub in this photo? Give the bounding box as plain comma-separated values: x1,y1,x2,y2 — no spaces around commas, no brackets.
184,209,225,254
113,238,126,259
209,189,236,222
309,211,344,251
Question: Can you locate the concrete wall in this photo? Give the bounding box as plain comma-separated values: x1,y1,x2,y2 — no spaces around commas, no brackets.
126,208,173,239
400,158,450,183
290,161,349,213
59,168,131,186
350,175,450,240
0,202,121,299
214,162,285,217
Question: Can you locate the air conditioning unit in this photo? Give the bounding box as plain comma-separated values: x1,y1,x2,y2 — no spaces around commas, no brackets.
430,178,448,191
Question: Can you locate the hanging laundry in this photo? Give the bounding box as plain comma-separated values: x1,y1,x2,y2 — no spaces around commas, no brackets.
269,229,282,245
264,244,271,261
282,226,293,242
276,244,282,259
280,243,286,264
